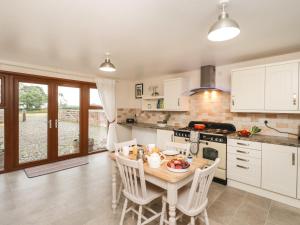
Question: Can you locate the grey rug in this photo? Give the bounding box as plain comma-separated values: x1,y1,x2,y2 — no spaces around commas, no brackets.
24,157,89,178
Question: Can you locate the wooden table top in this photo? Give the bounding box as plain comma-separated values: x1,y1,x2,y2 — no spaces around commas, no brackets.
109,152,208,183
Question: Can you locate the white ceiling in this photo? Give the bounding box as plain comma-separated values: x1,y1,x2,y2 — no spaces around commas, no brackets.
0,0,300,79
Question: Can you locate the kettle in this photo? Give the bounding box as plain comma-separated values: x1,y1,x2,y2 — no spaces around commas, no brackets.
146,153,165,168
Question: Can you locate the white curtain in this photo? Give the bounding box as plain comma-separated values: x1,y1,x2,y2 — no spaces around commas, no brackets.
96,78,118,151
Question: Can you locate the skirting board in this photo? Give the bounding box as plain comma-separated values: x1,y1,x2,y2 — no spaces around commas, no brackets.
228,179,300,209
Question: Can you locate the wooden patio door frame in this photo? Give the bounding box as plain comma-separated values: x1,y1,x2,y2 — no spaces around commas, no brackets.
14,76,55,167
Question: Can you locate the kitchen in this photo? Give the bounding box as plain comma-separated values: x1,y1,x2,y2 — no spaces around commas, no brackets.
1,0,300,225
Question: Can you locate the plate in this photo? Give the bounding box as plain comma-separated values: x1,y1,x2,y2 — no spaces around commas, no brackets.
162,149,179,156
166,166,189,173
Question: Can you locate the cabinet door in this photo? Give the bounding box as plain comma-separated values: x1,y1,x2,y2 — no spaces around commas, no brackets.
231,67,265,111
265,63,299,111
132,127,157,145
298,148,300,199
262,143,297,198
156,129,174,150
164,78,182,110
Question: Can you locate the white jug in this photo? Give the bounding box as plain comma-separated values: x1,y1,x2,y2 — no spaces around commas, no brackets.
146,153,163,168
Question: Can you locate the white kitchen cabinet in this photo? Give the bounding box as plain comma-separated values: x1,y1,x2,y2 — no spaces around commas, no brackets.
156,129,174,150
265,62,299,111
298,148,300,200
231,66,265,111
131,127,157,146
164,78,189,111
262,143,297,198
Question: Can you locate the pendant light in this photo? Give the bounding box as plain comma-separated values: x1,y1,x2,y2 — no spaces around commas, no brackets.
208,0,240,42
99,53,116,72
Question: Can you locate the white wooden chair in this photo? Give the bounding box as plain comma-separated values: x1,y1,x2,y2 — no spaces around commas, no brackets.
116,155,165,225
114,139,138,205
164,141,191,156
160,158,220,225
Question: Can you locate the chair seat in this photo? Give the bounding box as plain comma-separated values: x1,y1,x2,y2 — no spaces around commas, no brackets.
123,182,164,206
176,186,208,217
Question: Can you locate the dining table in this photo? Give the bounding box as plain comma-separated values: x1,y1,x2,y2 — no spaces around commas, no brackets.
109,152,208,225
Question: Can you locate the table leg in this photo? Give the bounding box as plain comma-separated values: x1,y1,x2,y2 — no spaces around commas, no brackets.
167,183,178,225
112,160,117,213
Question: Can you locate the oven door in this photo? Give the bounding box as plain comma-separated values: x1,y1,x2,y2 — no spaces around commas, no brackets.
198,141,226,170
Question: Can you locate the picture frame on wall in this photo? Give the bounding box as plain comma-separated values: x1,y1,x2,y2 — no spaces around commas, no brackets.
135,83,143,99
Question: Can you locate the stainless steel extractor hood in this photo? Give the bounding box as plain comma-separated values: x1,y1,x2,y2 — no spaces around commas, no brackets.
189,65,221,95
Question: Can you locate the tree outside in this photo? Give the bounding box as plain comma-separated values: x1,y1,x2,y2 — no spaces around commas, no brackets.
19,84,47,111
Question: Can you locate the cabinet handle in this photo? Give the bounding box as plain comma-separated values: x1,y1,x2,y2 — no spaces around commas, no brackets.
236,150,249,154
236,165,249,169
237,142,249,146
292,153,296,166
171,134,174,142
232,99,235,106
293,94,297,106
48,120,52,129
177,98,180,107
236,157,249,162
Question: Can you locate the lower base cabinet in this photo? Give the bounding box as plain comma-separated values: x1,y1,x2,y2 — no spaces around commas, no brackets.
262,143,297,198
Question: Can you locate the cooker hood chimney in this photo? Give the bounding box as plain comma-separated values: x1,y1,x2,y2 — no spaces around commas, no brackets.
189,65,220,95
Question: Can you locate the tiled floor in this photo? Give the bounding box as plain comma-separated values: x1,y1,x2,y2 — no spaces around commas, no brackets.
1,153,300,225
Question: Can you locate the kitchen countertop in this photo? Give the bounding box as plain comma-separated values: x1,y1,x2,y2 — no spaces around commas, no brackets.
228,133,300,147
117,122,179,131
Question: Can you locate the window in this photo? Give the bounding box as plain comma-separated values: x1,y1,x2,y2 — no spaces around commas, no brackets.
88,88,107,153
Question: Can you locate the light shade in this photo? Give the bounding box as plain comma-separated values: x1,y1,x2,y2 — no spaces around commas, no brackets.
208,6,240,42
99,54,116,72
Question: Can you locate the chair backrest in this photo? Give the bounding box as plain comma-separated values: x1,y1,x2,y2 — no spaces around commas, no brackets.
165,141,191,156
186,158,220,212
116,155,147,201
114,138,137,153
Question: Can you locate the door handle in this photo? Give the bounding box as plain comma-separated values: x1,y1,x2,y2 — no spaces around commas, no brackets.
236,165,249,169
292,153,296,166
55,119,58,128
236,150,249,154
236,157,249,162
237,142,249,146
48,120,52,129
293,94,297,106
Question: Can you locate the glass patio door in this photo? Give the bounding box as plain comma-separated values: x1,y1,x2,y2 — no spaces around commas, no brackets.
18,81,50,164
57,85,81,157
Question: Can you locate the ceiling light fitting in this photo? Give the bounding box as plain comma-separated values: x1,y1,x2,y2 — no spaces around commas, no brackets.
99,53,116,72
208,0,240,42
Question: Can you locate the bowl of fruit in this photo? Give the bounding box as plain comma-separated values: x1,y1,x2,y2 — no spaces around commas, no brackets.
167,158,190,173
237,126,261,137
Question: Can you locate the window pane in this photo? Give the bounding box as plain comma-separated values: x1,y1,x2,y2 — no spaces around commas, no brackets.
58,86,80,156
19,82,48,163
0,109,4,171
88,109,107,153
90,88,102,106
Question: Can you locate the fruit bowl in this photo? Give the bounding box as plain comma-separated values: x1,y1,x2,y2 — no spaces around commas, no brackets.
167,158,190,173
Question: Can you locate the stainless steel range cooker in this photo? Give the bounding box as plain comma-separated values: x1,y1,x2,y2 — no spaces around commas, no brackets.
174,121,236,185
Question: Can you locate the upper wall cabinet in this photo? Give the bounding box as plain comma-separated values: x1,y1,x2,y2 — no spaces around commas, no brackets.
265,62,299,111
231,60,300,113
231,67,265,111
141,77,189,111
163,78,189,111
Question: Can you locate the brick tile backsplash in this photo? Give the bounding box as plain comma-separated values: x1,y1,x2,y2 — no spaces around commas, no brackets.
117,91,300,138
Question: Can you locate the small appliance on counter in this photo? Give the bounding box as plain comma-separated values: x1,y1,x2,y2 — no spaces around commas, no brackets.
126,118,135,124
